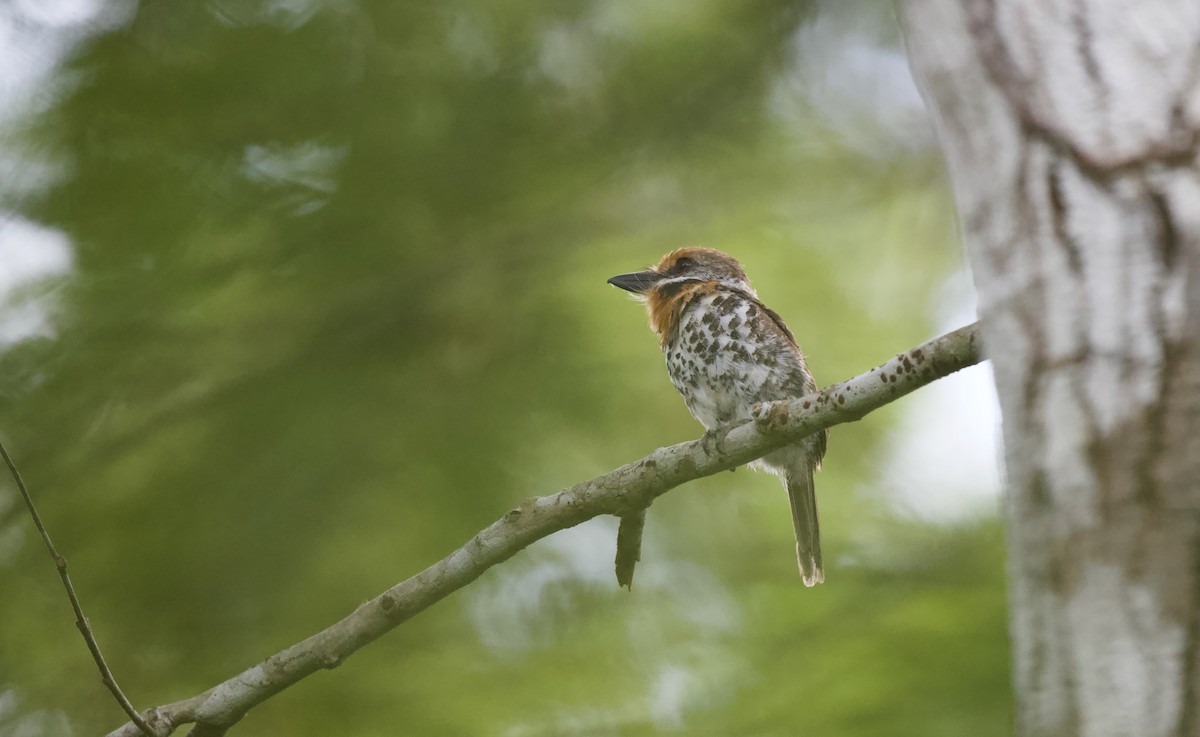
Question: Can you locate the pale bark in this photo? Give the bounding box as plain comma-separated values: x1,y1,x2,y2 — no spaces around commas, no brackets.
104,325,980,737
900,2,1200,736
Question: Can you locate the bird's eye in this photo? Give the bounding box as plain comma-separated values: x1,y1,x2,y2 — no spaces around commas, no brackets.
675,257,696,270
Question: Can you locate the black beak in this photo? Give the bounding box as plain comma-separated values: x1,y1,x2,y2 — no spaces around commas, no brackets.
607,270,662,294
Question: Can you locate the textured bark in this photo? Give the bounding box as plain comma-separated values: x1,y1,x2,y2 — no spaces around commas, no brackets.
900,2,1200,735
104,325,980,737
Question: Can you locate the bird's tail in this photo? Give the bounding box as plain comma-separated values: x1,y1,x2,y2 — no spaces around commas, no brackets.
615,507,647,589
785,467,823,586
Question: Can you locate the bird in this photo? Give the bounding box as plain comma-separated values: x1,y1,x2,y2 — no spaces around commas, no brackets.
608,247,827,587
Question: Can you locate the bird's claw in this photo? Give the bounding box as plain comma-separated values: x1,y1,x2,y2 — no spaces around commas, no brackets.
700,428,726,456
701,429,737,471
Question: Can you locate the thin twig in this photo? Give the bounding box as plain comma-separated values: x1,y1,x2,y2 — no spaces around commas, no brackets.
105,322,982,737
1,442,154,736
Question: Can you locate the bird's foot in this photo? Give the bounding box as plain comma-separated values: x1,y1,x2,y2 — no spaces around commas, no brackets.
700,427,728,457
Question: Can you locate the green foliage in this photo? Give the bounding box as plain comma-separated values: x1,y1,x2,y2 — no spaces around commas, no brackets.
0,1,1008,735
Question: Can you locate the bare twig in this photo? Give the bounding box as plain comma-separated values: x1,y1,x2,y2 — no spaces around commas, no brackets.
1,442,153,736
101,322,982,737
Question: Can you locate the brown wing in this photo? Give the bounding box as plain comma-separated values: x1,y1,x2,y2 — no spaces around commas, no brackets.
724,286,797,346
744,291,828,467
761,304,797,344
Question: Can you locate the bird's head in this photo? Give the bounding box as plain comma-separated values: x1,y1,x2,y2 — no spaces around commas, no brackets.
607,247,753,298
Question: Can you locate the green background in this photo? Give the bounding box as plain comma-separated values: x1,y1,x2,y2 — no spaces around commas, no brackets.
0,1,1010,735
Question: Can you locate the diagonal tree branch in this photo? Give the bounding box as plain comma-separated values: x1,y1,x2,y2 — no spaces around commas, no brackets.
1,442,154,736
106,322,982,737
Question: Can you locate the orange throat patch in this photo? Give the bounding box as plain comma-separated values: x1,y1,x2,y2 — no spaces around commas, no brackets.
645,281,713,348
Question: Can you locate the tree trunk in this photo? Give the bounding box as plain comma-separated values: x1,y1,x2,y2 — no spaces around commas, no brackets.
899,1,1200,735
